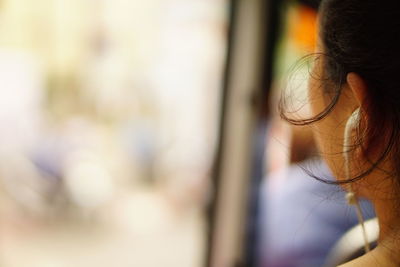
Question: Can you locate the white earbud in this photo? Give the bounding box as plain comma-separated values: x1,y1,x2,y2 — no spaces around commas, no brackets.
342,107,370,253
343,108,360,179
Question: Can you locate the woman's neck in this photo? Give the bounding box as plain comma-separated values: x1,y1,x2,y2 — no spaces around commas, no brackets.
372,198,400,264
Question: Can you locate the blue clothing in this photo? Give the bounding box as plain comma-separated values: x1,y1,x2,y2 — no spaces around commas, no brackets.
258,160,375,267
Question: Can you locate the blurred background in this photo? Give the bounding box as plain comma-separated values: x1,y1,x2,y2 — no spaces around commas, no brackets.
0,0,228,266
0,0,375,266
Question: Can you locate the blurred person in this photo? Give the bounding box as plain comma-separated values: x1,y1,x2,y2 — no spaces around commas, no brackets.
260,158,374,267
0,51,53,216
280,0,400,266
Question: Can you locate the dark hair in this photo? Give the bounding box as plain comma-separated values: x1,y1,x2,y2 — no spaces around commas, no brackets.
280,0,400,186
298,0,320,10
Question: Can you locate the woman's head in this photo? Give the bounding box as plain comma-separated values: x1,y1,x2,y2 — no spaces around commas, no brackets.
281,0,400,198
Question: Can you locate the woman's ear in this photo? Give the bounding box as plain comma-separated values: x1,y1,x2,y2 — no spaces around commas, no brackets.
346,72,368,107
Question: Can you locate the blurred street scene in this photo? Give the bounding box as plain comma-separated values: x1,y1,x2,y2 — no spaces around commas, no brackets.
0,0,228,266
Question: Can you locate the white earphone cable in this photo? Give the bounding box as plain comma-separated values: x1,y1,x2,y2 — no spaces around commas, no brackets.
343,108,370,253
